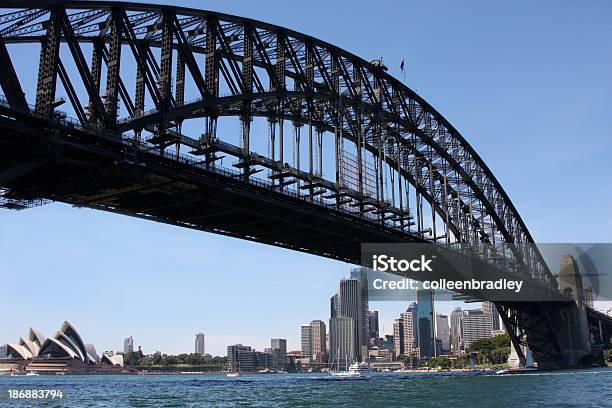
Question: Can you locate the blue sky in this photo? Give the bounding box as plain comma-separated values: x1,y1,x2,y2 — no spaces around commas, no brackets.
1,0,611,356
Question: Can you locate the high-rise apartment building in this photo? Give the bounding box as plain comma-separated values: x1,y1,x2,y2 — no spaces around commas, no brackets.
123,336,134,354
195,332,205,356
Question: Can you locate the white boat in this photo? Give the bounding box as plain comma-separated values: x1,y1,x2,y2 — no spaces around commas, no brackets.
495,367,538,375
226,372,240,377
329,348,368,377
347,362,370,375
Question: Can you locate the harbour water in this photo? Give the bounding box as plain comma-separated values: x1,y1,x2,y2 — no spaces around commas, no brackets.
0,369,610,407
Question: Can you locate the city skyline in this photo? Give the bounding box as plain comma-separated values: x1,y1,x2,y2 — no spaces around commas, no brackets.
1,0,611,357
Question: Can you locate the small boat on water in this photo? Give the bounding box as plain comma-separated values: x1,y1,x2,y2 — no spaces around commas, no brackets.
10,372,39,377
226,372,240,377
495,367,538,375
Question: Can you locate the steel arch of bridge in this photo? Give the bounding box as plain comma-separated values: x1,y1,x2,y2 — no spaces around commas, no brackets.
0,1,554,289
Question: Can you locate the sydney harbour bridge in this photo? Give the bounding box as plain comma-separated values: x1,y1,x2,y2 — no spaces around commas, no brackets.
0,1,610,369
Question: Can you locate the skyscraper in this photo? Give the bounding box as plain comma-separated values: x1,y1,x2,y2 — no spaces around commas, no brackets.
481,301,501,331
350,268,370,358
435,314,450,354
329,317,354,369
368,310,379,340
450,307,463,354
401,309,417,356
310,320,327,363
462,309,493,347
195,332,205,356
123,336,134,354
338,278,363,360
393,317,404,357
300,324,313,361
416,289,435,358
330,294,339,318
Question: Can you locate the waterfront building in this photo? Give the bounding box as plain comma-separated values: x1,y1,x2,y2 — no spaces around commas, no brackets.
481,301,501,331
227,344,272,372
417,289,436,358
195,332,205,356
329,317,354,368
265,346,286,371
450,307,464,353
123,336,134,354
310,320,327,363
0,322,122,373
270,339,287,371
462,309,493,347
368,311,380,340
436,314,451,355
300,324,313,361
0,344,6,358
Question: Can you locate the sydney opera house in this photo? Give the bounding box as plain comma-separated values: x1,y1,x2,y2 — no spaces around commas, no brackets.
0,321,124,374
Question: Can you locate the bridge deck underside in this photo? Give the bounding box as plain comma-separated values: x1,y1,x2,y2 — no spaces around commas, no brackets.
0,114,421,263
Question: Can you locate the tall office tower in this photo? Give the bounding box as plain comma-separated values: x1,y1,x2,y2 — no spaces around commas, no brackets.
462,309,493,347
435,314,450,355
481,301,501,331
194,332,206,356
123,336,134,354
450,307,464,354
401,309,417,356
583,287,594,307
393,317,404,357
270,338,287,371
300,324,313,361
350,268,370,358
339,277,365,361
329,317,355,369
310,320,327,363
416,289,436,358
368,310,379,340
330,294,339,318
